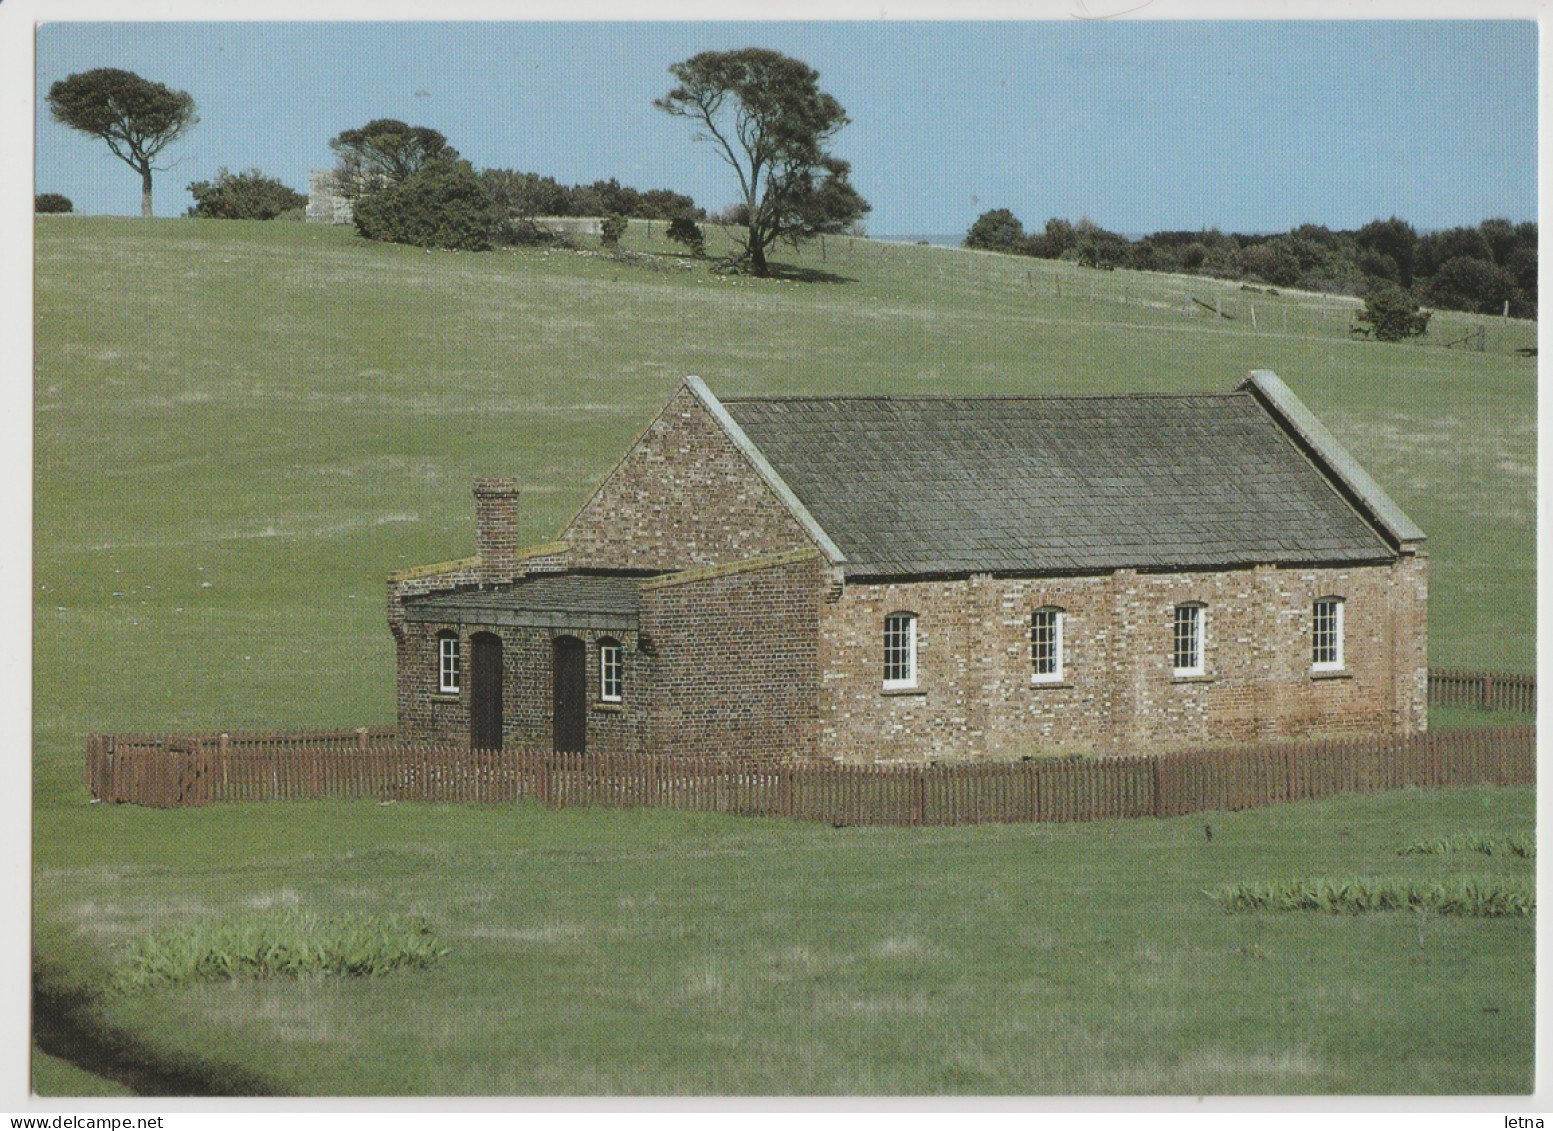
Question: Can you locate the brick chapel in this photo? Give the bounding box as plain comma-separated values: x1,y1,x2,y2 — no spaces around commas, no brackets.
387,370,1428,762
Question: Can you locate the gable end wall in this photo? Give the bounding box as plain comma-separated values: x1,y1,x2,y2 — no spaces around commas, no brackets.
559,385,819,571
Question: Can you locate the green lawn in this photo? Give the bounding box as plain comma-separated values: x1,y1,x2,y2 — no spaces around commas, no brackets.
31,217,1536,1095
35,787,1536,1095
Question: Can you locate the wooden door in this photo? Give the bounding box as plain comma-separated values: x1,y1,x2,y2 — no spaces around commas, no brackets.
552,635,587,753
470,632,503,751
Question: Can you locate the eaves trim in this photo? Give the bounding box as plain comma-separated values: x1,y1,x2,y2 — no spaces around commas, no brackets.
1241,369,1426,547
684,376,848,565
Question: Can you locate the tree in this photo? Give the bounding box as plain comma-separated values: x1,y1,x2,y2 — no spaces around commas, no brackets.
186,168,306,220
1355,217,1418,288
479,169,571,219
600,212,628,247
964,209,1026,253
655,48,869,276
35,193,73,214
351,158,498,252
45,68,198,218
1424,256,1518,316
1358,280,1430,342
328,119,458,200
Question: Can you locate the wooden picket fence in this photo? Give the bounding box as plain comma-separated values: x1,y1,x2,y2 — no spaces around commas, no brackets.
86,724,1535,826
1428,668,1536,713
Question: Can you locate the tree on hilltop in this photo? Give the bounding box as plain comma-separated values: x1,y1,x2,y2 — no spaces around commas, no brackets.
964,209,1026,253
329,119,458,200
655,48,869,277
46,68,198,218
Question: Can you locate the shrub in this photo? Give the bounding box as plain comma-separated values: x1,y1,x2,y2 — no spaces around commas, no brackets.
111,911,448,993
1204,876,1533,917
1358,279,1431,342
600,211,629,247
353,158,499,252
186,167,307,220
493,217,570,247
1398,833,1533,858
666,216,706,256
35,193,73,213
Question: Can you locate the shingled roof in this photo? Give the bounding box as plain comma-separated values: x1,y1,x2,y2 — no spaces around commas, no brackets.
694,373,1418,579
402,572,641,629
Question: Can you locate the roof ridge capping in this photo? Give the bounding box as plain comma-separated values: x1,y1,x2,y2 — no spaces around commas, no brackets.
1239,369,1425,547
682,376,847,564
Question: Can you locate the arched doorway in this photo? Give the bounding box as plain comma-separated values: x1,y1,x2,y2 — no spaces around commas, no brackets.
469,632,503,751
552,635,587,752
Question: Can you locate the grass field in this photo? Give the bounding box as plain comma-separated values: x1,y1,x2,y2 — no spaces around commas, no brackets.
31,787,1538,1095
30,217,1537,1095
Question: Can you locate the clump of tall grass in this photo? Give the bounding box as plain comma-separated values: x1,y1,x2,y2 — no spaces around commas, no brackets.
1398,832,1534,858
111,912,448,993
1205,877,1533,917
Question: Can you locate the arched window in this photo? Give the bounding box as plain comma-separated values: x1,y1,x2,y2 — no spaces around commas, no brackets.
436,631,461,694
1031,606,1065,683
1312,596,1345,671
883,612,918,690
1171,603,1206,677
599,637,623,702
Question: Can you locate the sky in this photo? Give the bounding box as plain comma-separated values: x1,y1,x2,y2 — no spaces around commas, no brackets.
24,14,1539,237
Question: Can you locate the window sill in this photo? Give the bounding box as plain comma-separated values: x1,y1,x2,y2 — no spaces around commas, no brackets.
1310,669,1352,681
594,701,625,713
1170,673,1215,684
432,692,461,702
1031,678,1073,689
881,687,926,698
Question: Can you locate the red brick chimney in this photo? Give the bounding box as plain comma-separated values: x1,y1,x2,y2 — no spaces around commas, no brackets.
473,477,520,581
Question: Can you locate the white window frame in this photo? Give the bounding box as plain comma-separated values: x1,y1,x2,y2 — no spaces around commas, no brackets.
1171,603,1205,677
437,633,461,694
1312,596,1345,672
883,612,918,690
599,639,623,702
1031,606,1065,683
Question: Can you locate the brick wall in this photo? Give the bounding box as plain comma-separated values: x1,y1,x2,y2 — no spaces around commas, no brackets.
560,385,818,571
819,556,1428,761
640,552,823,761
396,620,643,754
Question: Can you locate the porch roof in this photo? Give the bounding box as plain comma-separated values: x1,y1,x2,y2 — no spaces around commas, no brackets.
401,571,644,630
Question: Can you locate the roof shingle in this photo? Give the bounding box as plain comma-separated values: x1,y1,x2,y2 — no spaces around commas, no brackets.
720,390,1398,578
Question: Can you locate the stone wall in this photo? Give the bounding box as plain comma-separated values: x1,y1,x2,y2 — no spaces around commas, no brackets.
817,556,1428,761
305,170,353,225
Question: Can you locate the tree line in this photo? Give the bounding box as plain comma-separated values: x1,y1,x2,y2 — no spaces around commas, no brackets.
43,50,870,279
965,210,1537,320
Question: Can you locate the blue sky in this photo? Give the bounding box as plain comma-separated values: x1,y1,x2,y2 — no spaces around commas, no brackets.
29,18,1537,236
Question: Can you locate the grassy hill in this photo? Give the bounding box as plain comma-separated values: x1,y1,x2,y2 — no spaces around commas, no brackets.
30,217,1536,1095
